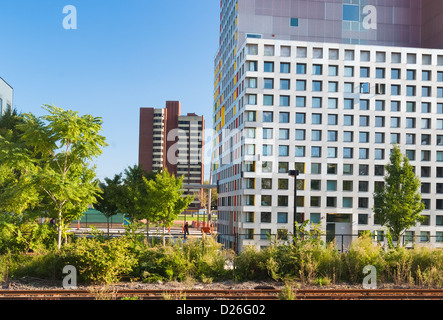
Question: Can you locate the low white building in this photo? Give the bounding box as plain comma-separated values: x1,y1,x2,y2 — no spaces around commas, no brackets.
0,76,13,116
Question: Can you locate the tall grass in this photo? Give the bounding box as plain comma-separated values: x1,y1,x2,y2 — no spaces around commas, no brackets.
1,232,442,287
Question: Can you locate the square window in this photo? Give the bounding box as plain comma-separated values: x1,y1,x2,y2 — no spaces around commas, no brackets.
312,97,322,108
344,99,354,110
312,113,322,124
295,146,305,157
279,112,289,123
360,67,370,78
261,212,271,223
344,66,354,77
360,100,369,110
376,68,385,79
391,85,400,95
263,128,273,139
264,62,274,72
391,69,400,79
279,145,289,156
311,163,321,174
296,63,306,74
263,145,273,156
329,65,338,76
328,147,337,158
295,129,305,140
328,98,338,109
343,147,353,158
327,163,337,174
343,5,359,21
312,81,322,92
328,130,338,141
311,146,321,158
281,46,291,57
343,164,353,175
344,83,354,93
343,180,353,191
344,115,354,126
278,179,289,190
280,79,290,90
328,82,338,92
280,95,290,107
278,162,288,173
280,63,290,73
280,128,290,140
296,113,306,124
311,180,321,191
407,70,416,80
296,80,306,91
311,196,321,207
263,111,273,122
290,18,299,27
359,164,369,176
296,96,306,107
278,212,288,223
264,79,274,89
311,130,321,141
343,197,353,208
262,178,272,190
343,131,354,142
313,64,322,75
328,114,338,125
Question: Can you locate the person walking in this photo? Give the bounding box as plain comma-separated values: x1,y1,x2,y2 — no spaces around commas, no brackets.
184,222,190,239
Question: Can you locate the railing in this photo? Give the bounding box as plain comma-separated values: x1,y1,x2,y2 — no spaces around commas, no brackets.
216,233,443,252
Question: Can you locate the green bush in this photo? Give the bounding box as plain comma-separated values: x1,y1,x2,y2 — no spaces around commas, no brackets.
343,234,385,283
1,229,443,287
0,215,57,255
59,236,137,284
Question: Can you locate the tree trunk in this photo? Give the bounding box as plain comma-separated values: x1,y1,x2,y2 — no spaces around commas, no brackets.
162,225,166,247
107,217,110,238
57,211,62,250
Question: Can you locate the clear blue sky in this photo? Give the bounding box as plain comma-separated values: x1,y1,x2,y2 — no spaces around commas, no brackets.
0,0,219,180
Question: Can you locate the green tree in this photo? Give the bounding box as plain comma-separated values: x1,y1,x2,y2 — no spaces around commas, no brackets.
94,174,123,237
118,165,156,239
144,169,194,246
373,145,425,246
0,105,107,249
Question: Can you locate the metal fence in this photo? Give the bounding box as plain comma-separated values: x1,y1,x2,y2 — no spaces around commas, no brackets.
216,233,443,252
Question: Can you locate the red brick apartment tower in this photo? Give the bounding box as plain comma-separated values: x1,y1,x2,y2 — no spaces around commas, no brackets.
139,101,181,174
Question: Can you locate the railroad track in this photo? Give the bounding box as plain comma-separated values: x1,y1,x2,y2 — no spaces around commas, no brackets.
0,288,442,300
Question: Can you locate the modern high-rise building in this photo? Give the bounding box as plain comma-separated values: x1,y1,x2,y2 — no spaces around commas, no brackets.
0,76,13,116
213,0,443,251
139,101,205,209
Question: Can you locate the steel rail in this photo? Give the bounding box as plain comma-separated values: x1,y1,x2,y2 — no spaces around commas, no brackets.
0,289,442,300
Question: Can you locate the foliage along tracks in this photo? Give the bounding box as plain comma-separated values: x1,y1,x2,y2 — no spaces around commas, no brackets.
0,289,442,300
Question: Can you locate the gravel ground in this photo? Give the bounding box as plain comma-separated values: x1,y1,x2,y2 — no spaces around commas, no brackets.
1,277,420,291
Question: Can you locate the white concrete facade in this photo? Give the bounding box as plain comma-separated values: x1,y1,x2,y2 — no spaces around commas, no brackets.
0,77,13,116
214,38,443,251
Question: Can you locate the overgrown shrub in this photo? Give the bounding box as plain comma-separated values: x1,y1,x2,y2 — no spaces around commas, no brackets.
59,236,137,284
343,234,385,283
0,215,57,255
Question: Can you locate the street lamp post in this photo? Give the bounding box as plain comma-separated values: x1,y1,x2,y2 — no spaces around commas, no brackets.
288,169,300,236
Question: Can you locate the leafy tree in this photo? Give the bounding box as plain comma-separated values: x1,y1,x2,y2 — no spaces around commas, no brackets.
0,105,107,249
94,174,123,237
144,169,194,246
0,107,25,141
373,145,425,246
118,165,156,239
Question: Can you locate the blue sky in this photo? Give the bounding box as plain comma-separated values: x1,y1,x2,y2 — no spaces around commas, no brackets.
0,0,219,180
